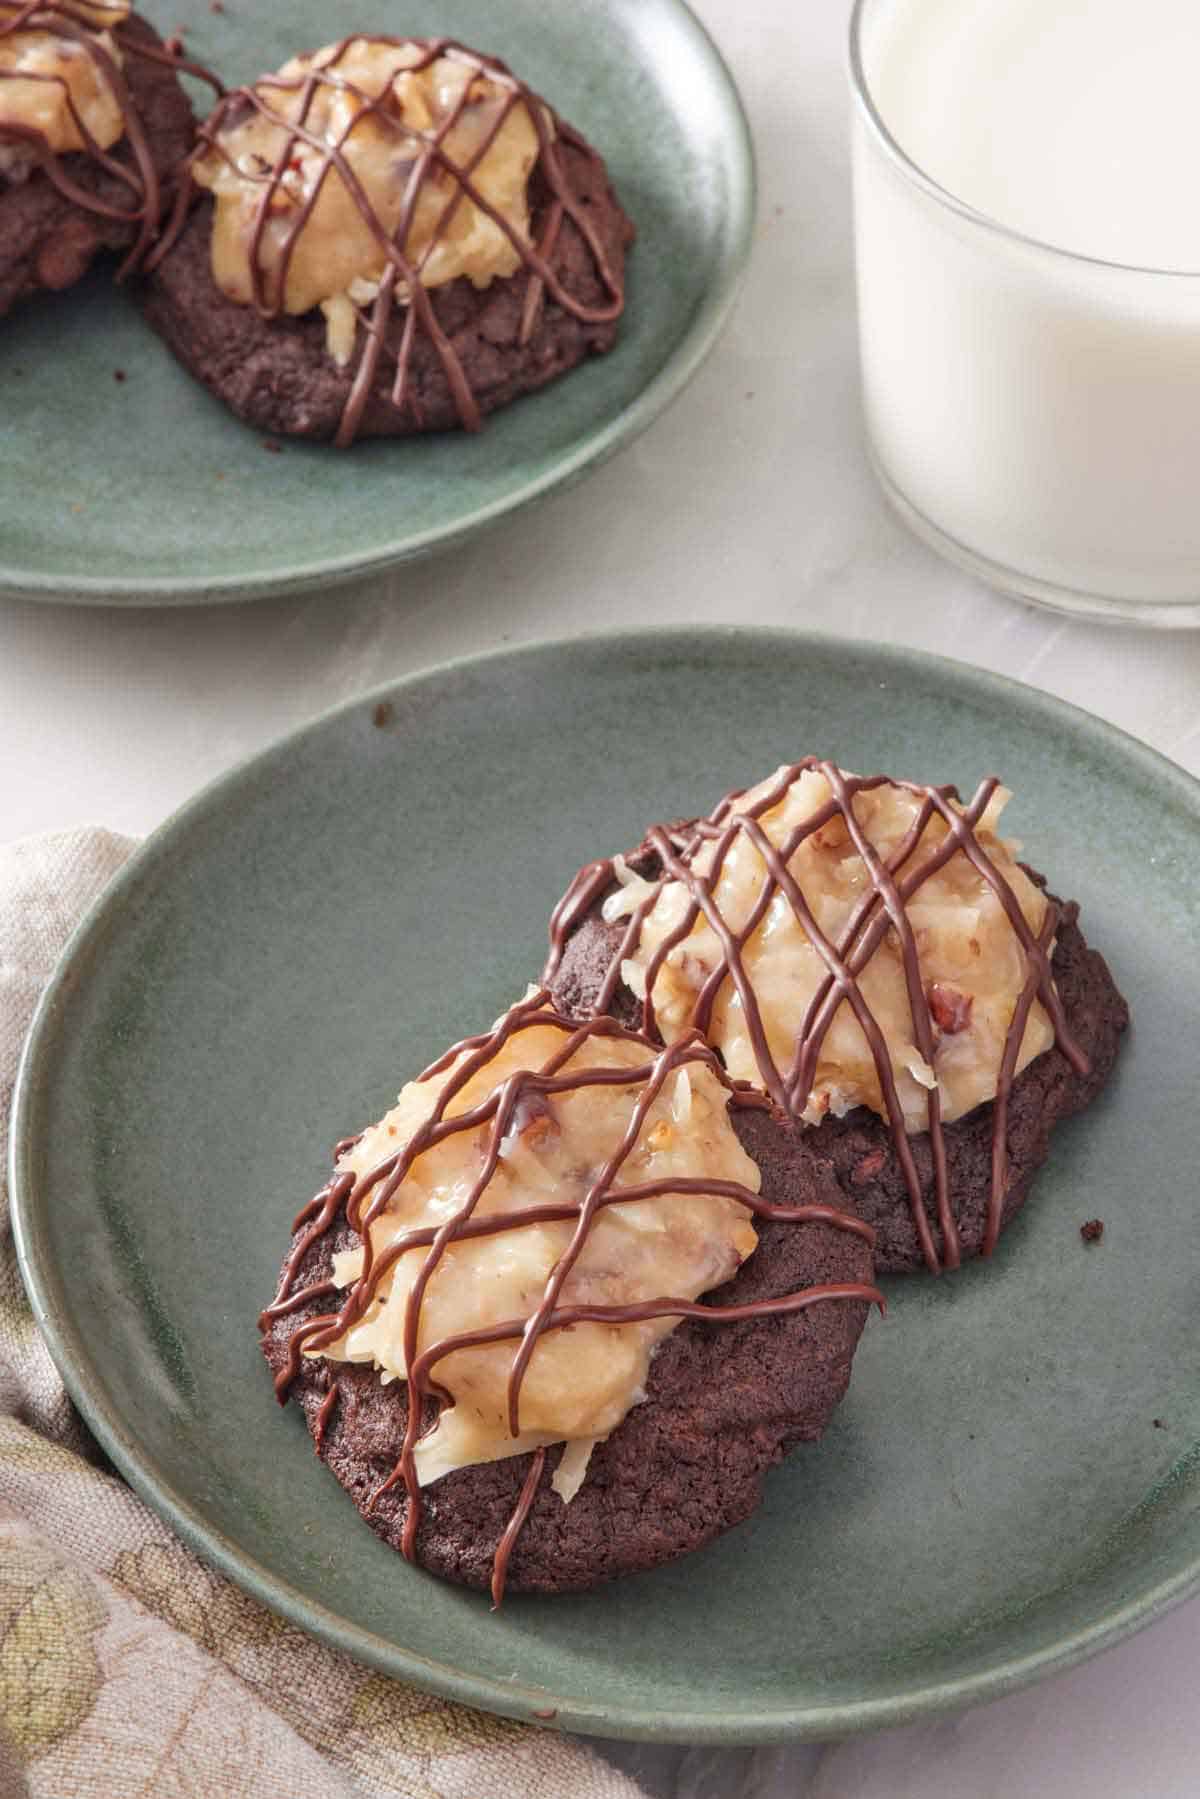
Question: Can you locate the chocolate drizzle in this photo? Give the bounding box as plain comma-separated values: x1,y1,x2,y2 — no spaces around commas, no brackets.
0,4,216,276
544,760,1092,1275
260,990,882,1604
170,37,626,448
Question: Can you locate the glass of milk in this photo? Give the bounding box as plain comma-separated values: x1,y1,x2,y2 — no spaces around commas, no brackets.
851,0,1200,624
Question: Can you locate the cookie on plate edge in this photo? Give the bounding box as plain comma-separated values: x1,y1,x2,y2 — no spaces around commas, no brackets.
0,2,201,317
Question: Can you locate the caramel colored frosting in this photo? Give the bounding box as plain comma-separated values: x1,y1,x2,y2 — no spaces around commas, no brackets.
318,1008,760,1494
605,767,1053,1133
193,39,545,363
0,2,129,161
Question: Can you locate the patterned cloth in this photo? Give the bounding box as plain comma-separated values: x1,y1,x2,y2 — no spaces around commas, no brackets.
0,829,646,1799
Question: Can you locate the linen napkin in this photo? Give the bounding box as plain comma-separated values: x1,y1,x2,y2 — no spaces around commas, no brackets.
0,828,647,1799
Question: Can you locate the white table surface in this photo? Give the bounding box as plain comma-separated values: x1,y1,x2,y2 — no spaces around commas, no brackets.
4,2,1200,1793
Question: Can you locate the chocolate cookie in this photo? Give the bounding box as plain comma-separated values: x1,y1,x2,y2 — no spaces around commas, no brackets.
260,1002,880,1598
544,764,1130,1275
142,39,633,445
0,10,199,318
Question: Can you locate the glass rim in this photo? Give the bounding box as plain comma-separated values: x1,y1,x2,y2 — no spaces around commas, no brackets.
848,0,1200,281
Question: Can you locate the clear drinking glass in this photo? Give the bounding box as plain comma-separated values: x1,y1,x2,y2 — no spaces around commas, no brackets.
850,0,1200,626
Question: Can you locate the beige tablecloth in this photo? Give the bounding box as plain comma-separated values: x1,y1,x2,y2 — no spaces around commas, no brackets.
0,829,647,1799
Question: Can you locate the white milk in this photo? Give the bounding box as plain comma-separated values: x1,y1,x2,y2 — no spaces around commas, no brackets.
852,0,1200,614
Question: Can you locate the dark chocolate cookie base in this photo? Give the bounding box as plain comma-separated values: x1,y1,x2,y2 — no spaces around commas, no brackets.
142,138,633,441
261,1145,873,1595
548,844,1130,1273
0,14,196,318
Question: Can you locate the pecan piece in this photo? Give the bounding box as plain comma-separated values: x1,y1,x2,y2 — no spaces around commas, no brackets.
508,1091,559,1150
927,983,973,1035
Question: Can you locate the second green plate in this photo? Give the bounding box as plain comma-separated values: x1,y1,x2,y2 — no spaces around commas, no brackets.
0,0,754,604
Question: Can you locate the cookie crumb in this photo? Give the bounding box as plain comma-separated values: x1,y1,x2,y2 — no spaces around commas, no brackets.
113,368,127,383
210,0,225,10
372,701,395,729
1153,1418,1165,1430
1080,1218,1104,1243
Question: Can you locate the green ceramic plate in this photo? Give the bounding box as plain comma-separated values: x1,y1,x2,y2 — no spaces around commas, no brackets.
0,1,753,607
11,629,1199,1743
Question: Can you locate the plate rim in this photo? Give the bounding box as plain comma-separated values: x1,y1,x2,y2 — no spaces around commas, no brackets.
0,0,756,610
11,623,1200,1742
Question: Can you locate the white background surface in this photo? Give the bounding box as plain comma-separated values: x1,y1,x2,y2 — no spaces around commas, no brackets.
3,2,1199,1793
